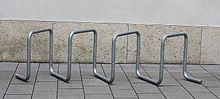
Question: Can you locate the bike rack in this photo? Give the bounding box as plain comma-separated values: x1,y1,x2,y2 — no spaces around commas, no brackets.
15,29,53,81
94,31,141,84
50,29,97,82
15,28,202,85
139,32,202,85
15,29,97,82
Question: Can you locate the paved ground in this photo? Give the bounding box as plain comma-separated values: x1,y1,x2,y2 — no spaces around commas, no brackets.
0,62,220,99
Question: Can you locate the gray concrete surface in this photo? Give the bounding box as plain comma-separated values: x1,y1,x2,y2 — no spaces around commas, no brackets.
1,0,220,26
0,62,220,99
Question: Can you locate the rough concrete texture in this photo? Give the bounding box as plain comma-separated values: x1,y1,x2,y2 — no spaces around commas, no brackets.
128,24,202,64
174,26,202,64
201,26,220,64
0,20,219,64
53,21,128,63
0,20,52,62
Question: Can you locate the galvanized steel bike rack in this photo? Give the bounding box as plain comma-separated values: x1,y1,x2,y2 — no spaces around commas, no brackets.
15,28,202,86
140,33,202,85
94,31,141,84
15,29,97,82
50,29,97,82
15,29,53,81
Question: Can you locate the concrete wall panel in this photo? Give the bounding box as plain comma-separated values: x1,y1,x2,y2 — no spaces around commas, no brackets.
128,24,202,64
0,20,219,64
0,20,52,62
201,27,220,64
53,22,128,63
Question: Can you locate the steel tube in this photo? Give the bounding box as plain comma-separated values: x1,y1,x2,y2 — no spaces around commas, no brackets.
95,31,140,84
140,32,202,86
15,29,53,81
50,29,97,82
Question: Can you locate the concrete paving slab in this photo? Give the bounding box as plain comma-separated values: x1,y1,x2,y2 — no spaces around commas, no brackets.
83,79,108,86
38,63,58,72
120,64,136,68
0,93,3,99
121,67,137,73
4,95,31,99
34,81,57,92
145,71,180,85
16,63,39,69
10,64,39,85
102,68,125,74
111,81,133,90
0,62,17,71
189,71,220,87
159,86,194,99
129,78,148,84
6,85,33,95
141,64,162,72
85,94,114,99
201,65,220,79
84,85,111,94
57,64,81,81
165,65,211,93
192,92,218,99
0,85,8,94
112,89,138,98
11,76,36,85
32,91,56,99
58,80,82,89
0,71,14,80
112,73,129,81
58,89,84,99
180,80,210,93
133,84,161,94
15,64,39,78
203,80,220,87
102,64,123,73
36,71,58,81
115,97,138,99
209,87,220,97
80,64,104,80
58,63,80,71
138,94,166,99
69,71,82,81
1,63,220,99
81,72,96,79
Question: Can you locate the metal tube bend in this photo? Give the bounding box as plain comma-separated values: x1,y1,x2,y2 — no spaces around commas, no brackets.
15,29,53,81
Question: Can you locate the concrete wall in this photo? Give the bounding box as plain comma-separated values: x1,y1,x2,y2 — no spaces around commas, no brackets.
1,0,220,26
0,20,219,64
